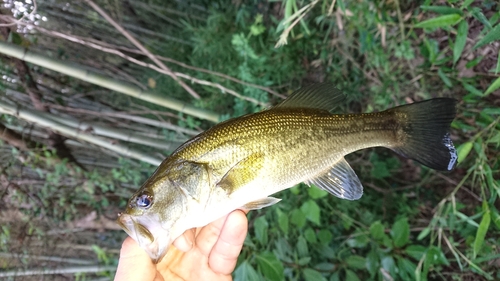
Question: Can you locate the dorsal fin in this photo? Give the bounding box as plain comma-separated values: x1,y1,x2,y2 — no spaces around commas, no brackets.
275,82,345,112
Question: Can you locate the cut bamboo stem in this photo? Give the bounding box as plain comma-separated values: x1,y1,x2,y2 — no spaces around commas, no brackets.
0,252,94,265
38,111,178,150
0,41,220,123
0,265,116,277
0,100,163,166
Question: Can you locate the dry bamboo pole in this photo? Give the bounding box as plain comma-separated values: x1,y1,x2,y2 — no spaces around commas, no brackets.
0,41,220,123
0,100,163,166
0,265,116,277
38,111,178,150
0,253,93,265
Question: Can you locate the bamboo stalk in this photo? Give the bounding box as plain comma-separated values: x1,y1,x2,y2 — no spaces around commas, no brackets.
0,41,220,123
0,265,116,277
37,111,177,150
0,100,163,166
0,252,94,265
46,103,200,136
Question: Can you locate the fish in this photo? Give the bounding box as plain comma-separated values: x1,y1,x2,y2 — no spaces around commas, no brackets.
117,83,458,262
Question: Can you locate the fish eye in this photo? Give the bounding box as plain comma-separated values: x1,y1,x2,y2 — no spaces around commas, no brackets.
135,193,153,209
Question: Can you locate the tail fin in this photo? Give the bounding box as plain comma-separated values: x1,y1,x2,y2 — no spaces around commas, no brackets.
389,98,458,171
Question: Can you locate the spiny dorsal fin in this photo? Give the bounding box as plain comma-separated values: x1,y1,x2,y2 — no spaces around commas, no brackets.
241,197,281,210
305,158,363,200
275,82,345,112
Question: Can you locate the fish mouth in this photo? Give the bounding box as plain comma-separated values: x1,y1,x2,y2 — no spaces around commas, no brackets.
117,213,170,263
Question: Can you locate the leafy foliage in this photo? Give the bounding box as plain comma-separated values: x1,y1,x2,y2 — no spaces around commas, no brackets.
0,0,498,280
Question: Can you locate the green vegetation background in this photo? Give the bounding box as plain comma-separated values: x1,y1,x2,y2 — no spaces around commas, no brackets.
0,0,499,280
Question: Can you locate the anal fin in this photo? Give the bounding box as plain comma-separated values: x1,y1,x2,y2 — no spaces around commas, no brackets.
305,158,363,200
241,197,281,210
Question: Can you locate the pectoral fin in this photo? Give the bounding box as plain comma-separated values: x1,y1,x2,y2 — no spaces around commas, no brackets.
241,197,281,210
217,153,264,194
306,158,363,200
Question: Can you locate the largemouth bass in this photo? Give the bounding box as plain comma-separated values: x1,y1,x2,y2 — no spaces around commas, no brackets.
117,83,457,262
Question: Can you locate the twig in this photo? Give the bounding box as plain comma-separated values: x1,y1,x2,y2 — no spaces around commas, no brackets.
276,0,320,48
83,0,201,99
10,20,284,100
336,47,382,85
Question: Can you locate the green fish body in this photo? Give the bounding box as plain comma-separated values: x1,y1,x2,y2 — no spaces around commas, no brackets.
117,84,457,262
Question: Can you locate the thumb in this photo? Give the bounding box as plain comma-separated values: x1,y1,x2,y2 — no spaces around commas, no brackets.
114,237,157,281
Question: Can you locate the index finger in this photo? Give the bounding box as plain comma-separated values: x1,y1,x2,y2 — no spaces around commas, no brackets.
208,210,248,275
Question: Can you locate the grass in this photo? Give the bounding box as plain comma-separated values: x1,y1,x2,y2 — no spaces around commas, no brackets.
0,0,498,280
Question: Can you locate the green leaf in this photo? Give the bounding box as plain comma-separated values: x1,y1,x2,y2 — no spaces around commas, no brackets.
471,8,492,30
460,0,474,9
298,256,312,266
300,200,321,225
415,14,462,28
453,20,468,64
366,250,379,275
437,68,452,87
495,50,500,75
330,272,340,281
491,207,500,230
290,209,306,228
303,268,327,281
304,228,318,244
297,236,309,256
346,233,369,248
369,221,385,240
381,256,396,277
391,218,410,248
406,245,427,260
425,246,449,266
457,142,473,163
420,6,463,15
315,262,335,271
276,208,289,234
345,255,366,270
484,76,500,96
344,269,361,281
234,261,261,281
474,23,500,50
417,227,431,240
397,257,417,280
308,186,328,199
255,251,284,281
461,82,484,96
254,216,268,245
318,229,333,245
473,203,491,259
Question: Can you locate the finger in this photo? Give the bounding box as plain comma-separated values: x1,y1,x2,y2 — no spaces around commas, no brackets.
172,228,195,252
114,237,156,281
194,214,229,257
209,210,248,275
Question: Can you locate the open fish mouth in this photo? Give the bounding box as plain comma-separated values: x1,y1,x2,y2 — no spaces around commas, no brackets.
117,213,169,263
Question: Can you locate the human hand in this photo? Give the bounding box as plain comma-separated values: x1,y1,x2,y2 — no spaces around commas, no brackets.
114,210,248,281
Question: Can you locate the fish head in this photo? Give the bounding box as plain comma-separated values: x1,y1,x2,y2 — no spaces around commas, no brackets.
117,174,188,263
